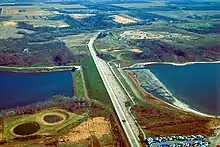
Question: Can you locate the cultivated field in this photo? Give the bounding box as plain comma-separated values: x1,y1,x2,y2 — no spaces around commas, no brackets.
3,6,54,16
71,14,96,19
58,33,91,52
0,27,23,39
28,20,69,28
113,15,139,24
111,2,165,9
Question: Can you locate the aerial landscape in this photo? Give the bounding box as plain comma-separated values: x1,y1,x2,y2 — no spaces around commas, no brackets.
0,0,220,146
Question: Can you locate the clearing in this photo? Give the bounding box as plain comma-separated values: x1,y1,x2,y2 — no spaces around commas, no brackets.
60,117,112,143
113,15,139,24
71,14,96,19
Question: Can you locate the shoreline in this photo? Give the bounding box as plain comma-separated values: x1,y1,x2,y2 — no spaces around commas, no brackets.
0,65,80,73
172,97,220,118
129,60,220,68
126,67,220,118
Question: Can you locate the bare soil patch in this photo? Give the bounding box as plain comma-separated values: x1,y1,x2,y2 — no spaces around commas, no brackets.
60,117,111,142
130,49,143,53
113,15,139,24
0,21,17,27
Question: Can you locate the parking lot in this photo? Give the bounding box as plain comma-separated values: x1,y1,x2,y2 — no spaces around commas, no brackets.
145,135,209,147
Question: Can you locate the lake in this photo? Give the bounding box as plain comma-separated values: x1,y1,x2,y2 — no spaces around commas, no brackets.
0,71,74,109
131,63,220,116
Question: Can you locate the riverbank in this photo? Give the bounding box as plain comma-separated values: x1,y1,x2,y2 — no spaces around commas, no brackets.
0,65,80,73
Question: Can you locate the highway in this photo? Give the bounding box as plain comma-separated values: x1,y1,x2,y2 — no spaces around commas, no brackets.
88,34,140,147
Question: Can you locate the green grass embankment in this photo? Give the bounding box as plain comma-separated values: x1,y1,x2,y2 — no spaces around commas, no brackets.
72,69,86,98
82,57,112,107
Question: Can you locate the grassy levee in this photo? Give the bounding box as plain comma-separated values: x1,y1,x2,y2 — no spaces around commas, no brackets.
82,56,112,107
0,66,73,73
72,69,86,98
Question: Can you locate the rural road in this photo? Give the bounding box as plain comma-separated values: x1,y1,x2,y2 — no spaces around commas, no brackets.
88,34,140,147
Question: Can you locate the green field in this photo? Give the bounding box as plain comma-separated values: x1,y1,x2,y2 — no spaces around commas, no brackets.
59,34,91,53
82,57,112,107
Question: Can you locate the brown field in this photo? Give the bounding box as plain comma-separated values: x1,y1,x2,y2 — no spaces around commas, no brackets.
71,14,96,19
0,21,17,27
60,117,112,142
5,7,53,16
113,15,139,24
131,104,220,137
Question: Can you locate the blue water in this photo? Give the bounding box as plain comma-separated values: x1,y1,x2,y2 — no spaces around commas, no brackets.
143,63,220,116
0,71,74,109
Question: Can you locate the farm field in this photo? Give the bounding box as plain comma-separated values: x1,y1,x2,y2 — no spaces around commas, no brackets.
58,33,91,53
71,14,96,19
111,2,165,9
28,20,69,28
113,15,139,24
0,27,23,39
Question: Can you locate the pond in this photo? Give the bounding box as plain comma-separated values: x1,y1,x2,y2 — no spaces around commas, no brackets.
0,71,74,109
130,63,220,116
13,122,40,136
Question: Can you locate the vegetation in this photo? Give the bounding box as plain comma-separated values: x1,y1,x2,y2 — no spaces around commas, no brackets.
95,28,220,66
82,57,112,106
3,109,85,141
131,103,220,137
72,69,85,98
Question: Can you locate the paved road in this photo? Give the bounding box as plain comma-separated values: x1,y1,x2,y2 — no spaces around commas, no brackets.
88,34,140,147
